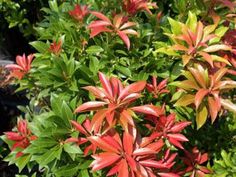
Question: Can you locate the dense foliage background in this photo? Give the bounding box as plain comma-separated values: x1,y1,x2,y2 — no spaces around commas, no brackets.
0,0,236,177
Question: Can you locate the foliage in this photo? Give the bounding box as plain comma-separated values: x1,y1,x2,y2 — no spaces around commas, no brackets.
1,0,236,176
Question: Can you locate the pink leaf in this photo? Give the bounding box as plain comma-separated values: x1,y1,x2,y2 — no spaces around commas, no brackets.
117,31,130,49
74,101,107,113
90,11,111,23
118,81,146,100
88,136,119,153
98,72,113,98
195,89,209,109
91,152,121,171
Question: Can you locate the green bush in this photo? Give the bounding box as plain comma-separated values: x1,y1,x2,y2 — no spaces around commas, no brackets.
1,0,236,176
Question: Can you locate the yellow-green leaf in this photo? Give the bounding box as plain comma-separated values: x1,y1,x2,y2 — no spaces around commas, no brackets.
175,94,195,107
196,105,208,129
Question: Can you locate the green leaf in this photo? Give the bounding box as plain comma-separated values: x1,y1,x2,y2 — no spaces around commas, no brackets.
79,169,89,177
210,26,228,44
23,145,47,154
168,17,183,35
196,105,208,129
186,11,197,32
49,0,59,12
54,164,79,177
115,65,131,77
35,145,62,166
51,94,62,116
78,160,93,169
61,101,73,127
86,45,104,55
170,61,183,81
221,150,234,167
31,138,57,148
89,56,100,74
63,143,83,154
30,41,49,53
15,154,31,172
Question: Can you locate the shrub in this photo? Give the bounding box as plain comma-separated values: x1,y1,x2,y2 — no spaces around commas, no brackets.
1,0,236,176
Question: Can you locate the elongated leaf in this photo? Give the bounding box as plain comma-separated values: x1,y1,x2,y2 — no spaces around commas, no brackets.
118,81,146,100
208,97,218,123
74,101,107,113
195,89,208,109
117,31,130,49
35,146,62,166
98,72,113,98
61,101,73,127
86,45,104,55
64,143,83,154
186,11,197,32
90,11,111,23
220,99,236,113
54,164,79,177
203,44,231,53
15,154,31,172
196,105,208,129
174,94,195,107
91,152,121,171
30,41,49,53
132,105,163,117
88,136,119,153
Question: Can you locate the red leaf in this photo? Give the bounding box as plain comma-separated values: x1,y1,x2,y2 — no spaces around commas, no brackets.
120,22,137,30
110,77,122,98
5,64,23,70
119,109,135,132
98,72,113,98
102,136,121,153
74,101,107,113
121,29,138,35
107,164,119,176
133,148,156,156
170,121,191,132
168,137,184,149
83,86,106,99
168,134,188,142
198,51,213,67
195,89,209,109
118,159,129,177
71,120,87,135
90,26,112,38
91,152,121,171
123,132,133,156
90,11,111,23
88,136,119,153
139,160,166,169
117,31,130,49
199,153,208,164
118,81,146,100
91,110,107,132
208,97,218,123
145,139,164,152
131,105,164,117
196,21,204,46
88,20,111,28
122,93,141,103
113,14,123,28
17,120,28,134
158,173,180,177
5,132,24,141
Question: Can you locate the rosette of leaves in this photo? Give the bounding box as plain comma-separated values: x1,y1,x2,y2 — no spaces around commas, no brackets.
212,149,236,177
164,12,231,67
172,63,236,129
